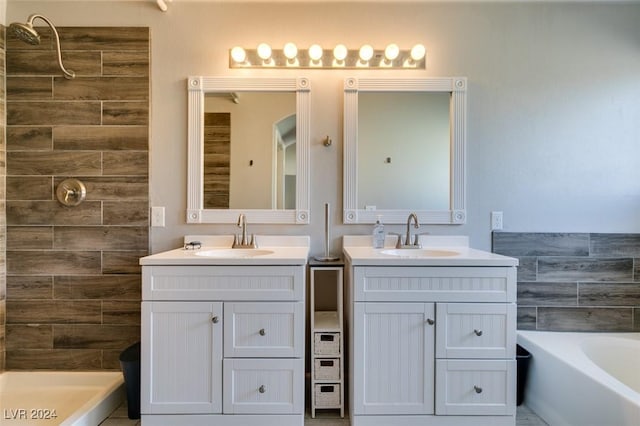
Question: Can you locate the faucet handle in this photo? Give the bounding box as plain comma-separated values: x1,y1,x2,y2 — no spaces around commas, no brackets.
387,232,403,248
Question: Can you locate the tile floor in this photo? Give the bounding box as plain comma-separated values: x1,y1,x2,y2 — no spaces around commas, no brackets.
101,401,548,426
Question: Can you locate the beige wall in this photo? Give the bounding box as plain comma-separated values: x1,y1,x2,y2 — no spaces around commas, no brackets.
6,1,640,258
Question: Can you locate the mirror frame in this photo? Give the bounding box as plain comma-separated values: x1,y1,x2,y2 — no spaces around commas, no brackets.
187,76,310,224
343,77,467,224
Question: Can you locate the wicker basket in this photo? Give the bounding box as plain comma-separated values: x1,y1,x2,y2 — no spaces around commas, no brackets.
314,383,341,408
314,332,340,355
314,358,340,380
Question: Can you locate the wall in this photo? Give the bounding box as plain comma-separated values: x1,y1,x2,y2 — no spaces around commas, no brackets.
4,25,149,369
493,232,640,332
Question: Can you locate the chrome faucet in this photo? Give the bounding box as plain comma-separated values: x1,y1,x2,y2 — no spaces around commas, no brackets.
396,212,421,249
232,213,257,248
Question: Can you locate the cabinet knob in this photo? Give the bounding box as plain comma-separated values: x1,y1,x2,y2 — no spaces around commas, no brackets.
212,316,219,324
473,329,483,336
259,328,266,336
259,385,266,394
426,318,435,325
474,385,483,394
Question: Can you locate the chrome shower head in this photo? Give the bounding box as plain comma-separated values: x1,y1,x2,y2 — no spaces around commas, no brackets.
9,21,41,45
9,14,75,79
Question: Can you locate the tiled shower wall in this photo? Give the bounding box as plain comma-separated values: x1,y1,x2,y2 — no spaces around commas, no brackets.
4,27,149,369
493,232,640,332
1,27,6,372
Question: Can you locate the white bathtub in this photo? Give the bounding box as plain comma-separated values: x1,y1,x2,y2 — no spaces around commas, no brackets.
517,331,640,426
0,371,125,426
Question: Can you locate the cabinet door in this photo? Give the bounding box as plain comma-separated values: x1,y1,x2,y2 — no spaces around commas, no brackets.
353,302,435,415
141,301,223,414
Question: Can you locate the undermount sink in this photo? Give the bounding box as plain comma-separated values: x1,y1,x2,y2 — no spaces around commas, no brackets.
380,248,459,258
194,249,274,258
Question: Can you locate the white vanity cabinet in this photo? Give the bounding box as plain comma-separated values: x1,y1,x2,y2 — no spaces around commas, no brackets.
141,262,306,426
345,238,518,426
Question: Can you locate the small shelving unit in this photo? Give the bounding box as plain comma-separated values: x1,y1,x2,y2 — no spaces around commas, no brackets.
309,258,344,418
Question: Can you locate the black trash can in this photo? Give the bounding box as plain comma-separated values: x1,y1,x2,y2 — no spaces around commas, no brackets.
119,341,141,419
516,344,531,406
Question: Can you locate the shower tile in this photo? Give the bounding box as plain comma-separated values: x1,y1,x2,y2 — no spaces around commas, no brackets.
6,76,52,99
578,282,640,306
6,126,52,151
54,76,148,101
589,233,640,257
6,51,101,76
7,300,101,324
538,257,633,282
53,226,148,251
7,250,101,275
54,275,141,300
6,324,53,349
103,201,149,226
517,281,577,306
7,151,101,174
6,176,53,200
537,307,633,331
103,151,148,175
6,201,101,225
7,226,53,249
517,306,536,330
634,309,640,331
7,101,101,125
103,301,141,326
103,51,149,76
53,126,148,151
102,350,126,370
59,27,149,51
634,260,639,282
6,349,102,370
493,232,589,257
516,256,537,281
6,276,53,299
71,176,148,201
102,251,147,274
102,101,148,125
53,324,139,349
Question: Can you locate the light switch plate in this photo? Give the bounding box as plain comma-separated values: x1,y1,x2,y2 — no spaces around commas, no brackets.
151,206,165,227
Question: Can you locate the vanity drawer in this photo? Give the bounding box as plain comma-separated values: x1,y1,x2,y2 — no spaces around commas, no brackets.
143,265,305,301
223,358,304,414
435,359,516,416
436,303,516,359
353,266,516,303
224,302,304,358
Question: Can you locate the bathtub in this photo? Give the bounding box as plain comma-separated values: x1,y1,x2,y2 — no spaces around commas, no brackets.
517,331,640,426
0,371,125,426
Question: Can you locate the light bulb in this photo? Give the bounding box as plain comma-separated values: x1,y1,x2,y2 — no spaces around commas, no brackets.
257,43,272,61
333,44,348,62
283,43,298,60
230,46,247,63
359,44,374,62
410,44,426,61
384,43,400,61
309,44,323,62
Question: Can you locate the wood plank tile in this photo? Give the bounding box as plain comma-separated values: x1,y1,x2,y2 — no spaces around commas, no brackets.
54,226,148,251
103,201,149,226
6,276,53,299
6,349,102,370
102,51,149,76
517,306,536,331
7,101,101,125
6,126,52,151
516,256,537,281
65,176,148,201
103,251,147,274
7,50,101,76
7,250,101,275
517,282,577,306
54,77,148,100
538,257,633,282
7,300,101,324
6,176,53,200
53,324,139,349
7,151,101,175
6,325,53,349
590,233,640,257
7,201,101,225
493,232,589,257
102,101,148,125
58,27,150,51
578,282,640,306
635,308,640,331
7,226,53,250
537,307,633,331
53,126,148,150
103,151,148,175
54,275,141,300
102,350,124,370
6,76,52,100
103,301,141,325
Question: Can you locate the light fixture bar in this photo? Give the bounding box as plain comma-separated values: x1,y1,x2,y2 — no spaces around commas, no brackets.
229,44,426,69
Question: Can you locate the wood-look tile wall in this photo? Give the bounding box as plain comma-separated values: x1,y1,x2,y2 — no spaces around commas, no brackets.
1,27,7,372
493,232,640,332
5,27,149,370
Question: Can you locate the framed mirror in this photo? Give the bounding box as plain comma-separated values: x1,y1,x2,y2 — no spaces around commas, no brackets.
187,76,310,224
343,77,467,224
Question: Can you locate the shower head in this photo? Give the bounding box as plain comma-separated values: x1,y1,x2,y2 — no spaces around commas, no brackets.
9,14,75,79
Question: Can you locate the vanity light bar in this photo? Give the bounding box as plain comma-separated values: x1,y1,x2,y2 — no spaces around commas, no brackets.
229,43,426,69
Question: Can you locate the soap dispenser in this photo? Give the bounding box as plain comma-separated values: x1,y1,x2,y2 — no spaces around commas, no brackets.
372,215,385,248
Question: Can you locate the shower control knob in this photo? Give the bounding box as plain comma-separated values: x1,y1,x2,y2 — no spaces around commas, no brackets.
56,178,86,207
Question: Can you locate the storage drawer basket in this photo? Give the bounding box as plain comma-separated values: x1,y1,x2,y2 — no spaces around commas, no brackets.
314,332,340,355
314,383,341,408
314,358,340,380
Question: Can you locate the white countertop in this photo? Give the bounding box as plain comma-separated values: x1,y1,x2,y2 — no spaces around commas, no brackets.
140,235,310,266
342,235,518,267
